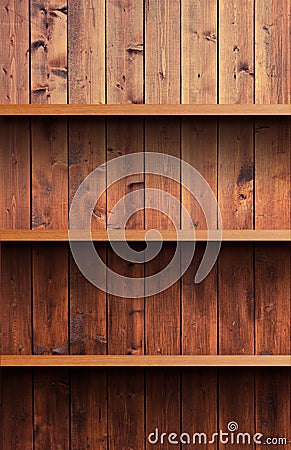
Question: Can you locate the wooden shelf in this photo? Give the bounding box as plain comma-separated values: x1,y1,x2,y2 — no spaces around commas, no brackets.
0,229,290,242
1,355,290,367
0,104,290,116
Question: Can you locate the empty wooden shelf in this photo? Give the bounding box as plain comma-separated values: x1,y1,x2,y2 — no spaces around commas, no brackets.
1,229,290,242
0,104,290,116
1,355,290,367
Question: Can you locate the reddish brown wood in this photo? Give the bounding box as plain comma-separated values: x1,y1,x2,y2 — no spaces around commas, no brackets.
0,369,33,449
71,369,107,450
34,368,69,450
219,369,255,450
219,244,254,355
182,369,217,449
69,118,107,356
108,368,144,449
146,369,180,450
145,0,180,104
0,0,29,104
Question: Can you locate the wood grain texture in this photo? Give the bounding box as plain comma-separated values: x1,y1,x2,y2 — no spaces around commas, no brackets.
68,0,105,104
146,369,180,450
34,368,69,450
255,0,291,104
107,0,143,104
2,355,291,367
33,243,68,355
255,244,290,355
0,243,31,356
0,118,30,229
181,119,217,355
256,369,291,447
107,119,144,356
0,0,29,103
182,245,217,355
182,117,217,230
106,9,145,449
0,369,33,449
145,0,180,103
69,118,107,355
219,0,254,104
219,369,255,450
71,369,107,450
255,118,290,229
218,118,254,230
182,369,217,449
1,229,290,242
0,104,290,115
108,369,144,449
31,0,67,104
145,119,181,355
32,118,68,230
219,244,254,355
182,0,217,104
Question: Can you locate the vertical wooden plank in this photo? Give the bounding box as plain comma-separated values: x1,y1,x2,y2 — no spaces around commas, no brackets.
69,118,107,356
145,119,180,354
31,0,67,104
256,369,291,447
1,369,33,450
0,118,30,229
219,118,254,230
219,243,254,355
0,32,32,437
181,1,218,435
69,2,107,444
108,368,144,450
218,114,255,446
182,245,217,355
106,120,144,446
33,243,68,355
219,369,255,450
31,115,69,448
146,369,180,450
255,120,290,351
107,0,143,104
182,0,217,104
219,0,254,104
145,0,180,104
68,0,105,104
255,118,290,230
106,3,144,448
32,118,68,230
34,368,69,450
255,243,290,355
145,119,181,449
255,0,291,104
71,368,107,450
181,369,217,450
181,118,217,355
0,243,31,356
107,118,144,356
0,0,29,104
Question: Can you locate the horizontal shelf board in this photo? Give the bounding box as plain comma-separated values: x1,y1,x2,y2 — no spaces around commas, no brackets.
1,355,290,367
0,230,290,242
0,104,290,116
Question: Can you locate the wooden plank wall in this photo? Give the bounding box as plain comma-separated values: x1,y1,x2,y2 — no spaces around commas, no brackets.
1,1,290,449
